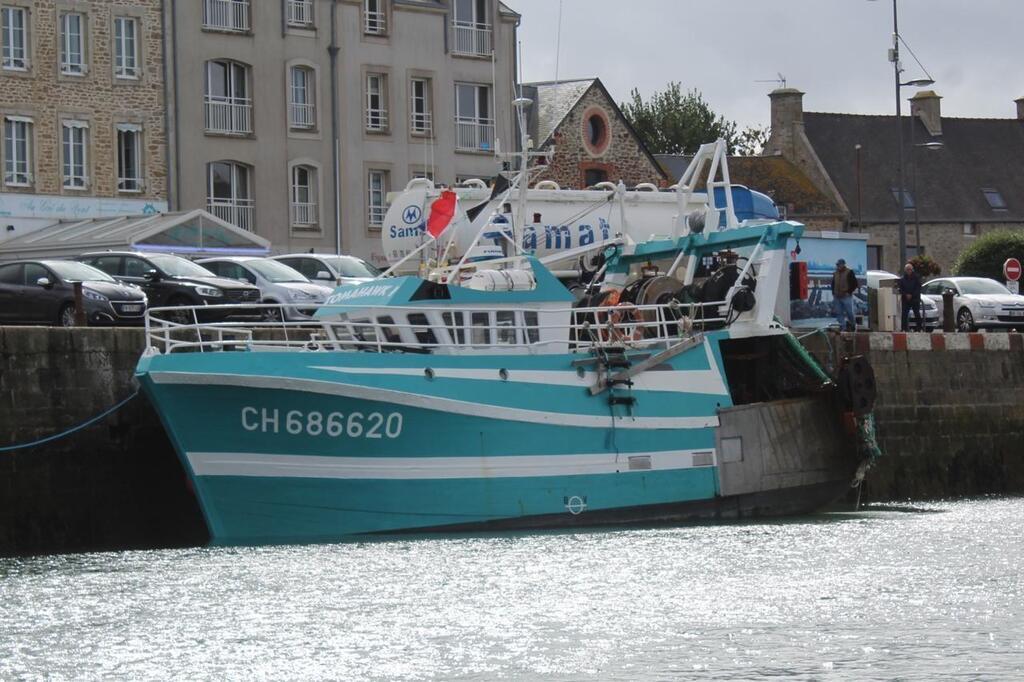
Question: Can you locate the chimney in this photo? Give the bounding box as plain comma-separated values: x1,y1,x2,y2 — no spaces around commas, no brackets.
766,87,805,158
1016,96,1024,121
909,90,942,136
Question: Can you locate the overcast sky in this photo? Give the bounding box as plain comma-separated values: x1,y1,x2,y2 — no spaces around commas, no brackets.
511,0,1024,130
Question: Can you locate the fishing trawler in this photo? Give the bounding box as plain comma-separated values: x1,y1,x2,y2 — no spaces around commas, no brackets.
136,136,875,546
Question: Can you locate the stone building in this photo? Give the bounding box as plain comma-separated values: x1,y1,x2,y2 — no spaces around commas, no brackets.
0,0,169,238
164,0,520,267
765,87,1024,273
521,78,667,189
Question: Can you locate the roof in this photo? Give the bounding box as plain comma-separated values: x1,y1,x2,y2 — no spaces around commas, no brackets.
656,154,844,217
803,112,1024,223
0,210,271,260
521,78,594,147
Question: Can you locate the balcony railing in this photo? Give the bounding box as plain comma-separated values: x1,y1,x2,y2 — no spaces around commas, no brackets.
366,108,388,132
291,201,318,227
208,198,255,232
118,176,143,192
368,204,386,226
364,9,386,35
289,102,315,129
455,118,495,151
286,0,313,27
451,22,492,56
205,96,253,135
203,0,251,33
410,111,432,135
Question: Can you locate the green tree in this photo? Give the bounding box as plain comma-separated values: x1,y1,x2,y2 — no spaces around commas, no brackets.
733,125,770,157
951,230,1024,280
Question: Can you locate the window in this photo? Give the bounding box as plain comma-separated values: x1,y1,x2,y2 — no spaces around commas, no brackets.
207,161,253,231
60,12,85,75
1,6,26,70
113,17,138,79
24,262,47,286
61,121,88,189
116,124,143,192
203,0,250,33
496,311,517,344
584,168,608,187
963,222,977,236
867,245,882,271
289,66,315,130
452,0,491,56
442,311,465,345
286,0,313,27
3,116,32,186
470,311,490,345
410,78,431,135
407,313,437,346
455,83,493,151
524,311,540,344
982,188,1007,211
205,60,252,134
363,0,385,35
890,187,914,210
366,73,388,131
587,115,605,147
0,263,21,284
367,169,387,227
291,165,318,228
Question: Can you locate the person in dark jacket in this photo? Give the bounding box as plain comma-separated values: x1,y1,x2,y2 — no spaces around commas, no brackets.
832,258,859,331
898,262,923,331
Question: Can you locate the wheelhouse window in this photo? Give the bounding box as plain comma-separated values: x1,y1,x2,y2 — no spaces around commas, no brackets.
203,0,250,33
3,116,31,186
366,73,388,132
363,0,385,35
290,165,318,229
452,0,491,56
367,169,388,228
60,12,86,75
116,124,143,192
207,161,254,231
61,120,88,189
289,66,315,130
455,83,494,151
410,77,432,135
205,59,252,135
286,0,313,27
113,17,138,79
1,6,27,70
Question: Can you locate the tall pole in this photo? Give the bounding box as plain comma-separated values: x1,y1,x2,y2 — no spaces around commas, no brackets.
892,0,907,268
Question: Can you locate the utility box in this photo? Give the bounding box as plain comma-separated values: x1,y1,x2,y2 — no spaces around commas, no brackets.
872,278,899,331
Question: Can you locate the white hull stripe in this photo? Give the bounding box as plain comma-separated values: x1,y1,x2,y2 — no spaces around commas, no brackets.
187,449,718,480
311,365,730,396
149,372,721,430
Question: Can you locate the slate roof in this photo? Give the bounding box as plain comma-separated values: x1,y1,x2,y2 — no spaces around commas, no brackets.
803,113,1024,224
521,79,594,147
656,154,844,217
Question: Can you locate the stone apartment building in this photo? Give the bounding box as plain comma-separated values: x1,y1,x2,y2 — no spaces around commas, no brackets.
165,0,520,267
0,0,169,237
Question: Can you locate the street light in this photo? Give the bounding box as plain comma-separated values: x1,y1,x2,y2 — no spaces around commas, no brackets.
909,131,945,256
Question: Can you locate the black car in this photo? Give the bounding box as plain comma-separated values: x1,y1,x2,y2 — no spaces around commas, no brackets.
78,251,261,322
0,259,148,327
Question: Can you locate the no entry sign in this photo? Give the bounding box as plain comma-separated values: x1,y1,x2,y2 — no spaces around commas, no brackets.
1005,258,1022,282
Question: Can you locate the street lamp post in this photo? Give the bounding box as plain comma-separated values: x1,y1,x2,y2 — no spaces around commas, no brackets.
908,107,944,256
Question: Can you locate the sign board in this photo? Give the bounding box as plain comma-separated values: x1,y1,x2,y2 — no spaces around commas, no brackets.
1003,257,1022,282
1008,280,1020,295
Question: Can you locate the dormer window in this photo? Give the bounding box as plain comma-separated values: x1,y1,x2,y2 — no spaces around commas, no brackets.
982,188,1007,211
890,187,914,210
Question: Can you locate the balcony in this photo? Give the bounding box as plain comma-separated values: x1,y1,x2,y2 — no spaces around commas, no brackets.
291,202,318,228
451,22,492,56
364,9,386,35
208,198,255,232
366,108,388,132
455,118,495,152
410,111,432,135
205,96,253,135
286,0,313,27
117,176,144,192
289,102,315,130
203,0,251,33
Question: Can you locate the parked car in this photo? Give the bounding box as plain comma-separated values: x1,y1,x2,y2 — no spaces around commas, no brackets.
0,259,147,327
197,256,332,321
270,253,381,287
866,270,940,330
921,276,1024,331
78,251,261,322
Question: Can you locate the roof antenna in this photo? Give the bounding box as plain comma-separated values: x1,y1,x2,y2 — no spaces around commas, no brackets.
554,0,564,85
755,73,787,89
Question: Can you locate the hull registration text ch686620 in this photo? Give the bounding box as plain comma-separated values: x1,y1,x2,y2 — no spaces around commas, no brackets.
241,407,403,439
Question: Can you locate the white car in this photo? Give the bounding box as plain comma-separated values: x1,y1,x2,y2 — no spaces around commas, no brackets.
270,253,382,287
921,276,1024,332
866,270,940,330
197,256,332,321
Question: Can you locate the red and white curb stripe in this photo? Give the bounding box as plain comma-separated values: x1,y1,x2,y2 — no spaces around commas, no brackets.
844,332,1024,352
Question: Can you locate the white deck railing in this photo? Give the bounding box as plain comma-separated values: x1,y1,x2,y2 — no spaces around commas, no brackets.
451,22,492,56
205,96,253,135
455,118,495,151
203,0,250,32
207,198,255,231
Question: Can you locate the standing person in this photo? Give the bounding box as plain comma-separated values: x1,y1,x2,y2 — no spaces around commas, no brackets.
898,262,923,331
832,258,859,331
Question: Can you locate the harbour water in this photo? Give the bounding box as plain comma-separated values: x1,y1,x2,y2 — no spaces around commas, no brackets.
2,497,1022,680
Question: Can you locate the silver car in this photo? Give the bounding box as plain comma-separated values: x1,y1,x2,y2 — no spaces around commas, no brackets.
198,257,332,321
921,276,1024,331
270,253,382,287
866,270,940,330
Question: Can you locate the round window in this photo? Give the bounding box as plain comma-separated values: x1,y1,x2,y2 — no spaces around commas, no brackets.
587,115,606,147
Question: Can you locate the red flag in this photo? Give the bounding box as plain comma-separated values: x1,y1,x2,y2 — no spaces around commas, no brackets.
426,190,457,240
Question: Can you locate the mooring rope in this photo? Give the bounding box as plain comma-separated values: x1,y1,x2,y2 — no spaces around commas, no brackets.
0,389,140,452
